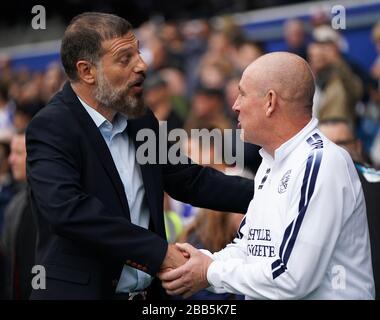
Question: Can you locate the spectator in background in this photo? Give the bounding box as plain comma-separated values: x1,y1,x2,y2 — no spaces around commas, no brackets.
159,22,186,71
146,37,169,73
308,35,363,126
196,29,235,91
371,21,380,80
13,102,44,132
198,63,228,90
16,72,43,106
183,87,239,175
2,131,37,299
370,21,380,84
283,18,308,60
181,19,212,96
319,118,380,299
0,141,15,236
370,130,380,168
320,119,367,162
181,19,211,92
184,86,231,132
309,5,331,29
144,74,184,132
159,67,189,120
354,22,380,162
0,56,13,85
40,62,65,103
0,81,15,142
232,40,265,73
313,25,370,99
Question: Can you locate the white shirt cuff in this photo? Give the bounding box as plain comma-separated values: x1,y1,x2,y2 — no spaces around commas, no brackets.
207,260,224,288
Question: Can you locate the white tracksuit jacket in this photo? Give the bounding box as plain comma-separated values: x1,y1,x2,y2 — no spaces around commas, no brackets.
204,118,375,299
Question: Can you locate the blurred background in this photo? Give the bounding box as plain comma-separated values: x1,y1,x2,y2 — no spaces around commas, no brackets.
1,0,379,164
1,0,380,300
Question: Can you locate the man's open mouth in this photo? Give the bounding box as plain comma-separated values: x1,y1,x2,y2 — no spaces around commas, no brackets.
130,76,145,88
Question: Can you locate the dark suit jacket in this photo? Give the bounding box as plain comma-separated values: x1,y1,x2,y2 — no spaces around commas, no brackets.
26,81,254,299
356,164,380,299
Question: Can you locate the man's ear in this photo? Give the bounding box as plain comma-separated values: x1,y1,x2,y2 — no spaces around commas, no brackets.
75,60,96,85
265,89,276,117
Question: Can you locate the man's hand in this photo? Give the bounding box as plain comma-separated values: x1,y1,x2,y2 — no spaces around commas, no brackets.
158,243,213,298
159,243,189,273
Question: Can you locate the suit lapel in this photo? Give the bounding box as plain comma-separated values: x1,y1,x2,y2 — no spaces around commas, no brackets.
61,82,131,220
127,114,163,235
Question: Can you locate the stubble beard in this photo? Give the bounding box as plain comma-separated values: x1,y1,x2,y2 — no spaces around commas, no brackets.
94,70,147,119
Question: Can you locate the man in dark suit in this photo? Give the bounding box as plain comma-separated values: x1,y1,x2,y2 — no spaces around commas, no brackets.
26,12,253,300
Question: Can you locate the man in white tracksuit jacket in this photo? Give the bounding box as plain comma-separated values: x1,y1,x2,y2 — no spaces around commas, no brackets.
159,52,375,300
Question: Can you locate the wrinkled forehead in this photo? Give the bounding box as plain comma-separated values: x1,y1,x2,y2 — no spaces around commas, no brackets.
102,32,138,56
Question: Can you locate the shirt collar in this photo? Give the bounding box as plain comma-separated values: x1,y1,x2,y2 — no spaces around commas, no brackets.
259,117,319,164
77,96,128,135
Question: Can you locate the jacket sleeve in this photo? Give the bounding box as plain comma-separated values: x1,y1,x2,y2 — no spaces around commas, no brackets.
206,151,359,299
142,108,254,214
26,110,168,276
162,162,254,214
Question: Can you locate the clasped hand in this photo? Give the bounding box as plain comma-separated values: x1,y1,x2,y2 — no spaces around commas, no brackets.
158,243,213,298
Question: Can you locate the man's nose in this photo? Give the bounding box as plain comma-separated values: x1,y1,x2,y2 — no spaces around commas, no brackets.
134,55,148,74
232,100,239,112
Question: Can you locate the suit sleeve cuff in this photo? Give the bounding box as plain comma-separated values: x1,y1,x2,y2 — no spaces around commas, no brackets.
147,237,168,276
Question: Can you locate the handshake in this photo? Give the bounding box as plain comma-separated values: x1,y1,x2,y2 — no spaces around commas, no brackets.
158,243,214,298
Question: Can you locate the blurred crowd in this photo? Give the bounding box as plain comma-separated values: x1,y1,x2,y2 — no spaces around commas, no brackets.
1,12,380,300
